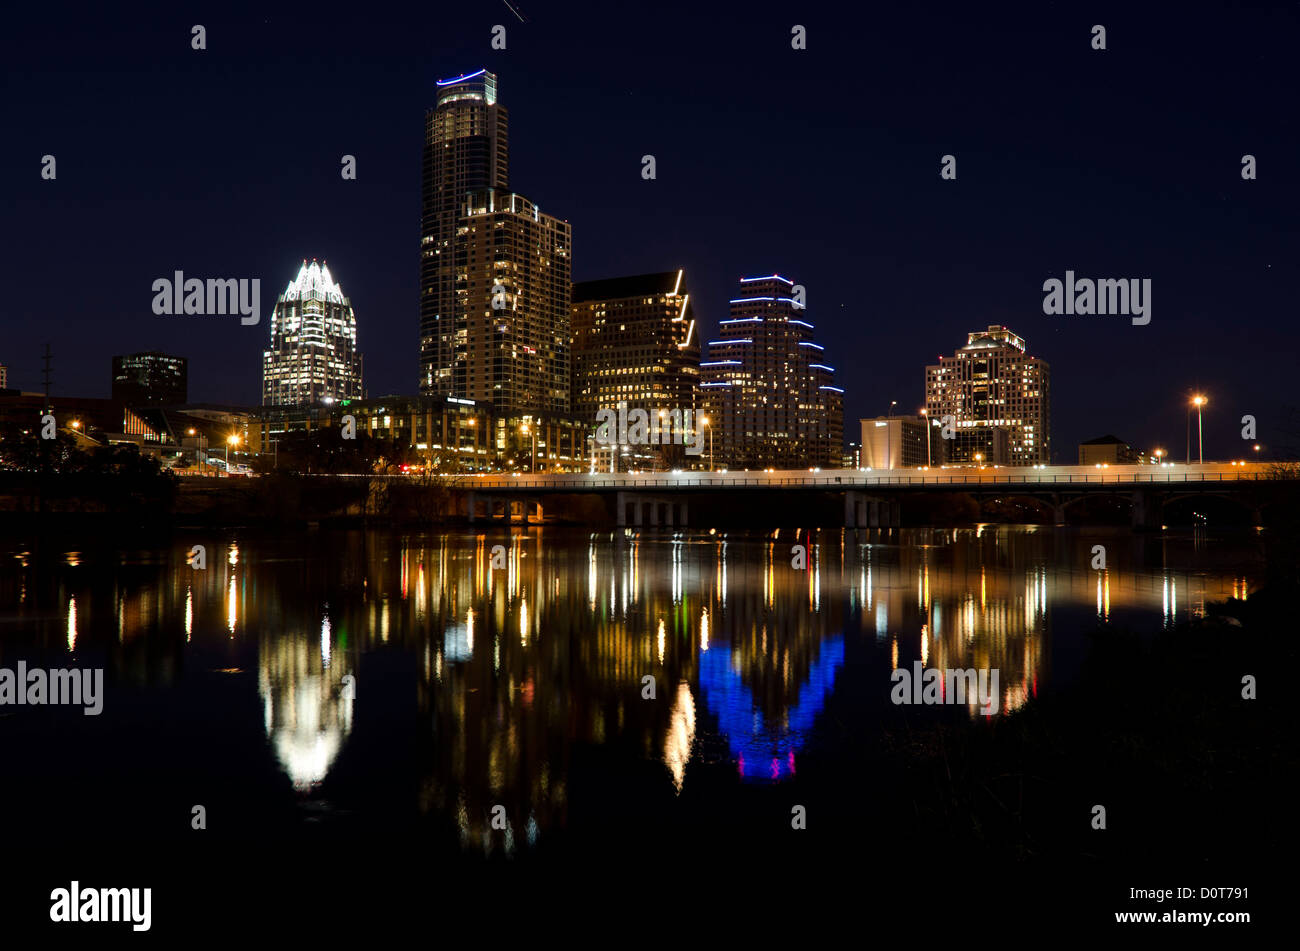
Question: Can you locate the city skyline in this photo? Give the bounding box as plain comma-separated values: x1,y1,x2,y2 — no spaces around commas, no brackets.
0,4,1292,934
5,4,1297,463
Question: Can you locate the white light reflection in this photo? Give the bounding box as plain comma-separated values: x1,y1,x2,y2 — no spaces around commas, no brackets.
663,682,696,794
321,611,332,668
227,574,237,636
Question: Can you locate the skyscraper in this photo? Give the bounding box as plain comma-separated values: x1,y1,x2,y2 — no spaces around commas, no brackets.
925,324,1050,465
421,69,508,397
421,68,570,414
458,189,571,414
111,351,188,405
571,269,700,421
700,275,843,469
262,260,363,407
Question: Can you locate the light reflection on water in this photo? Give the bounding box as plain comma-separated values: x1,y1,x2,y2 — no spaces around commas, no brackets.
0,525,1263,853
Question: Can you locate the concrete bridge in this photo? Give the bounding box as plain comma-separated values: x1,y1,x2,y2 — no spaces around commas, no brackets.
422,462,1284,529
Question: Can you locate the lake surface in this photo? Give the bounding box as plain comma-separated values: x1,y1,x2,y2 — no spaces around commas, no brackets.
0,524,1265,859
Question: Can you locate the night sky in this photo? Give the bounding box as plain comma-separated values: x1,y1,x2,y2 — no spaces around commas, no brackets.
5,1,1298,461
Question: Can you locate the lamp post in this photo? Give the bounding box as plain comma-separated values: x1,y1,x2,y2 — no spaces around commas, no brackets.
521,423,535,474
700,416,713,472
1192,395,1206,465
920,408,931,467
226,434,240,472
1154,448,1164,465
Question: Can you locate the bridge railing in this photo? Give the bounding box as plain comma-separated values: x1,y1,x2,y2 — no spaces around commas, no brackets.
335,464,1282,491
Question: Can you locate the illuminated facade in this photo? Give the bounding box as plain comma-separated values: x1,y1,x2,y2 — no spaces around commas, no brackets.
249,394,587,472
699,275,843,469
262,260,363,407
421,69,509,396
860,415,946,469
420,70,571,414
571,270,700,419
925,325,1050,465
458,189,572,414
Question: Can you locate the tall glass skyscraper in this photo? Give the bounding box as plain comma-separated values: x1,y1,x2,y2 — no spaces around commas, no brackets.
262,260,363,407
420,69,571,414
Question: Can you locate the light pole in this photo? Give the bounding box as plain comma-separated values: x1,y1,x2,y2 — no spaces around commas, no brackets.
701,416,713,472
974,452,983,468
1192,395,1206,464
888,400,897,419
521,423,535,473
920,408,931,467
226,434,240,472
1154,448,1164,465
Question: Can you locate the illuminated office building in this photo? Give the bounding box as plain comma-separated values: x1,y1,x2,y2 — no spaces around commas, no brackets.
420,69,572,413
571,269,700,421
860,415,945,469
699,274,843,469
925,324,1050,465
262,260,363,407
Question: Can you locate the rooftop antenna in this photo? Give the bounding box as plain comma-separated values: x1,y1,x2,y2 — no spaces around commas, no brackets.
41,342,53,414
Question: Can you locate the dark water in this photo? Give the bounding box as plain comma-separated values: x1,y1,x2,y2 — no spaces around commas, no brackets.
0,524,1272,931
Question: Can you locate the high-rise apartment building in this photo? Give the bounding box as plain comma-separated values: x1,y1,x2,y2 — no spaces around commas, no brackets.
0,363,7,390
111,351,188,405
421,69,508,396
262,260,363,407
458,189,571,414
924,324,1050,465
420,69,571,414
571,270,700,422
699,274,843,469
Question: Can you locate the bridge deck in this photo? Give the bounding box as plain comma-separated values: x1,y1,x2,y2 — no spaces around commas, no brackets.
371,462,1277,492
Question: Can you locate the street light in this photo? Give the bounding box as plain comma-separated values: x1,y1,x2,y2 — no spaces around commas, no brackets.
974,452,984,468
920,408,932,468
521,423,535,473
888,400,897,418
226,434,240,471
700,416,713,472
1191,395,1206,464
1154,448,1165,465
